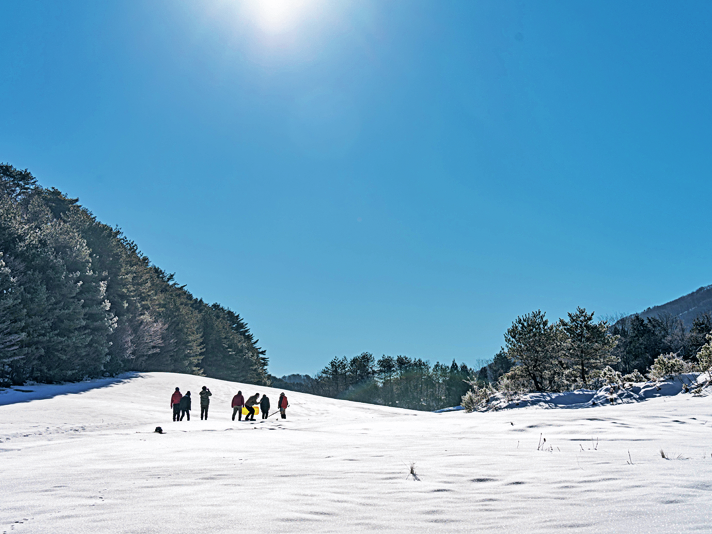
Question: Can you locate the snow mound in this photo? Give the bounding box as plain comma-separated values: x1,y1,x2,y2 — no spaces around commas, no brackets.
484,373,711,411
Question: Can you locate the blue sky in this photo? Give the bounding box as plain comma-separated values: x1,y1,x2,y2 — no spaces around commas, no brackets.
2,0,711,376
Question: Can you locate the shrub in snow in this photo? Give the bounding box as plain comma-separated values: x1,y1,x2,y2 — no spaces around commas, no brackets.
598,365,623,386
559,368,584,391
647,353,686,381
548,368,579,393
461,382,496,412
621,369,645,384
696,334,712,372
407,462,420,481
497,366,531,397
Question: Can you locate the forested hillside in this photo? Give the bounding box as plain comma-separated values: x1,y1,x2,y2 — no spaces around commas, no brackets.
0,164,268,386
629,285,712,328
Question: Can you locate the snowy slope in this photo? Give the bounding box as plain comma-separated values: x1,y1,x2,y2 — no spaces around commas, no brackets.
1,372,712,533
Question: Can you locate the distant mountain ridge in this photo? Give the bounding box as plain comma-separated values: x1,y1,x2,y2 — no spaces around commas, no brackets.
634,285,712,327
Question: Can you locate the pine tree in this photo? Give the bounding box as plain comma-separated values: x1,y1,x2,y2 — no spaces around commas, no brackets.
613,315,665,374
20,195,110,381
1,163,269,384
504,310,560,391
489,349,512,382
686,313,712,361
695,334,712,372
0,164,37,200
0,253,25,385
377,355,396,405
559,307,618,386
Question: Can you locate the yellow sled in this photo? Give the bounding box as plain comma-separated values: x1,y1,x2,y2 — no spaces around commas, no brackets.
241,406,260,415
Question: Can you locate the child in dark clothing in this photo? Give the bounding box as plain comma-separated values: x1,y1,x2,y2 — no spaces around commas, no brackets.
179,391,191,421
260,394,270,419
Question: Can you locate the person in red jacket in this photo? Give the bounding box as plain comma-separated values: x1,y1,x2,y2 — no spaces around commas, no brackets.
171,387,182,421
231,391,245,421
278,392,288,419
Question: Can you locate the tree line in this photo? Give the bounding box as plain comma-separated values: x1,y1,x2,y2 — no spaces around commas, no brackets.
272,352,472,411
474,307,712,394
611,312,711,374
0,164,269,386
272,306,712,413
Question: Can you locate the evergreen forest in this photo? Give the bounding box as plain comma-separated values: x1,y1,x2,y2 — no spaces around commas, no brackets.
272,353,472,411
0,164,269,386
470,307,712,401
3,164,710,411
279,308,712,412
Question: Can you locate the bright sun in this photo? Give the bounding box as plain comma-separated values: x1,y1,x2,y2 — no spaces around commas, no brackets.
251,0,313,34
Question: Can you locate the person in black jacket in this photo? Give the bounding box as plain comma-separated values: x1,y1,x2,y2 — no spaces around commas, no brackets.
260,394,270,420
179,391,192,421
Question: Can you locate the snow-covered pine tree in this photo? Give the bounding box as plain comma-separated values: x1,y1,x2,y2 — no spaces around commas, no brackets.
695,334,712,372
559,307,618,387
0,252,25,385
503,310,560,392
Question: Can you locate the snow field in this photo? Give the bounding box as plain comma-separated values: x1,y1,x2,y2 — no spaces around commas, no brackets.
1,372,712,533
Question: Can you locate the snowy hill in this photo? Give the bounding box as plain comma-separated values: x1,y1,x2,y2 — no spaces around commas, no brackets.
2,372,712,533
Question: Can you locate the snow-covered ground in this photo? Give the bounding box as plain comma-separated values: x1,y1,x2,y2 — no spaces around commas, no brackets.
1,372,711,533
483,373,710,410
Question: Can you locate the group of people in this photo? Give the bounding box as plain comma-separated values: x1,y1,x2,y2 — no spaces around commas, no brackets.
170,386,213,421
229,391,289,421
171,387,288,422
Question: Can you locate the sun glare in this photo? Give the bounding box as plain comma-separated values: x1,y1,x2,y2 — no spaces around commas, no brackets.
250,0,313,34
